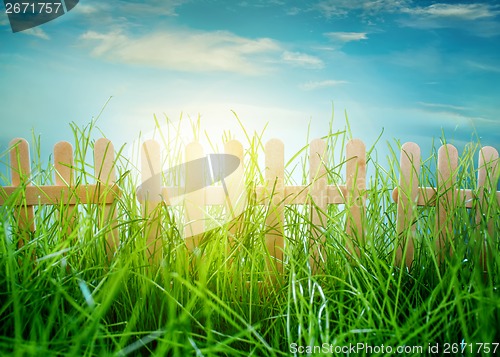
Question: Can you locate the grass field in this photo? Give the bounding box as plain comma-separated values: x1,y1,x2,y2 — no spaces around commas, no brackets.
0,116,499,356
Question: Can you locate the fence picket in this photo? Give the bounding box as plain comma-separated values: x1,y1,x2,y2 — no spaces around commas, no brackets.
309,138,328,273
54,141,76,237
184,141,206,250
94,138,119,260
476,146,499,273
224,140,245,244
9,138,34,248
436,144,458,261
345,139,366,254
141,139,163,263
395,142,421,268
265,139,285,276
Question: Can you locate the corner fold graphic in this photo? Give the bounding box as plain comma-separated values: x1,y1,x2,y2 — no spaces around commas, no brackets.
4,0,79,33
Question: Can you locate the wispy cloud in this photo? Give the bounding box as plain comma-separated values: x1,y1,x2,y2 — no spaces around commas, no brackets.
300,79,348,90
72,0,186,30
118,0,186,17
324,32,368,42
80,29,280,75
281,51,324,69
0,16,9,26
399,3,500,35
466,60,500,73
313,0,411,19
311,1,500,36
238,0,286,8
418,102,469,112
22,28,50,40
412,103,500,134
73,3,101,15
402,3,498,20
286,7,301,16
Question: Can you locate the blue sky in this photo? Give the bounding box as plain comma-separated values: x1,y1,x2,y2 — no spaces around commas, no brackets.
1,0,499,169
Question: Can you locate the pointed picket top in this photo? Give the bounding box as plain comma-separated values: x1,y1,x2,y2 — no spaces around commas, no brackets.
141,139,162,203
9,138,31,186
54,141,74,186
94,138,116,186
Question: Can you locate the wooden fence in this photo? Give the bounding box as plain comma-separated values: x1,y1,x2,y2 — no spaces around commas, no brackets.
137,138,366,274
393,143,500,269
1,137,499,274
0,138,119,260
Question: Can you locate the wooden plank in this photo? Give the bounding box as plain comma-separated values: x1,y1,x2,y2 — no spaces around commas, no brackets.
345,139,366,254
54,141,74,186
395,142,421,268
309,138,328,273
157,183,349,207
265,139,285,276
476,146,499,273
435,144,458,261
141,139,163,263
9,138,34,248
224,140,246,243
184,141,205,249
475,146,499,233
0,184,118,206
54,141,77,237
255,185,347,205
327,185,348,204
284,185,309,204
393,187,480,208
94,138,119,261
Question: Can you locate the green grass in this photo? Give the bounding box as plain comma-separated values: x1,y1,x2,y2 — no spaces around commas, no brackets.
0,115,499,356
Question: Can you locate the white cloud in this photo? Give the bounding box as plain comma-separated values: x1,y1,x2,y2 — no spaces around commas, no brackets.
80,29,281,75
73,3,100,15
399,3,500,35
314,0,411,18
22,28,50,40
71,0,187,30
118,0,186,17
300,79,348,90
324,32,368,42
238,0,286,8
402,3,498,20
281,51,324,69
312,1,500,35
286,7,301,16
